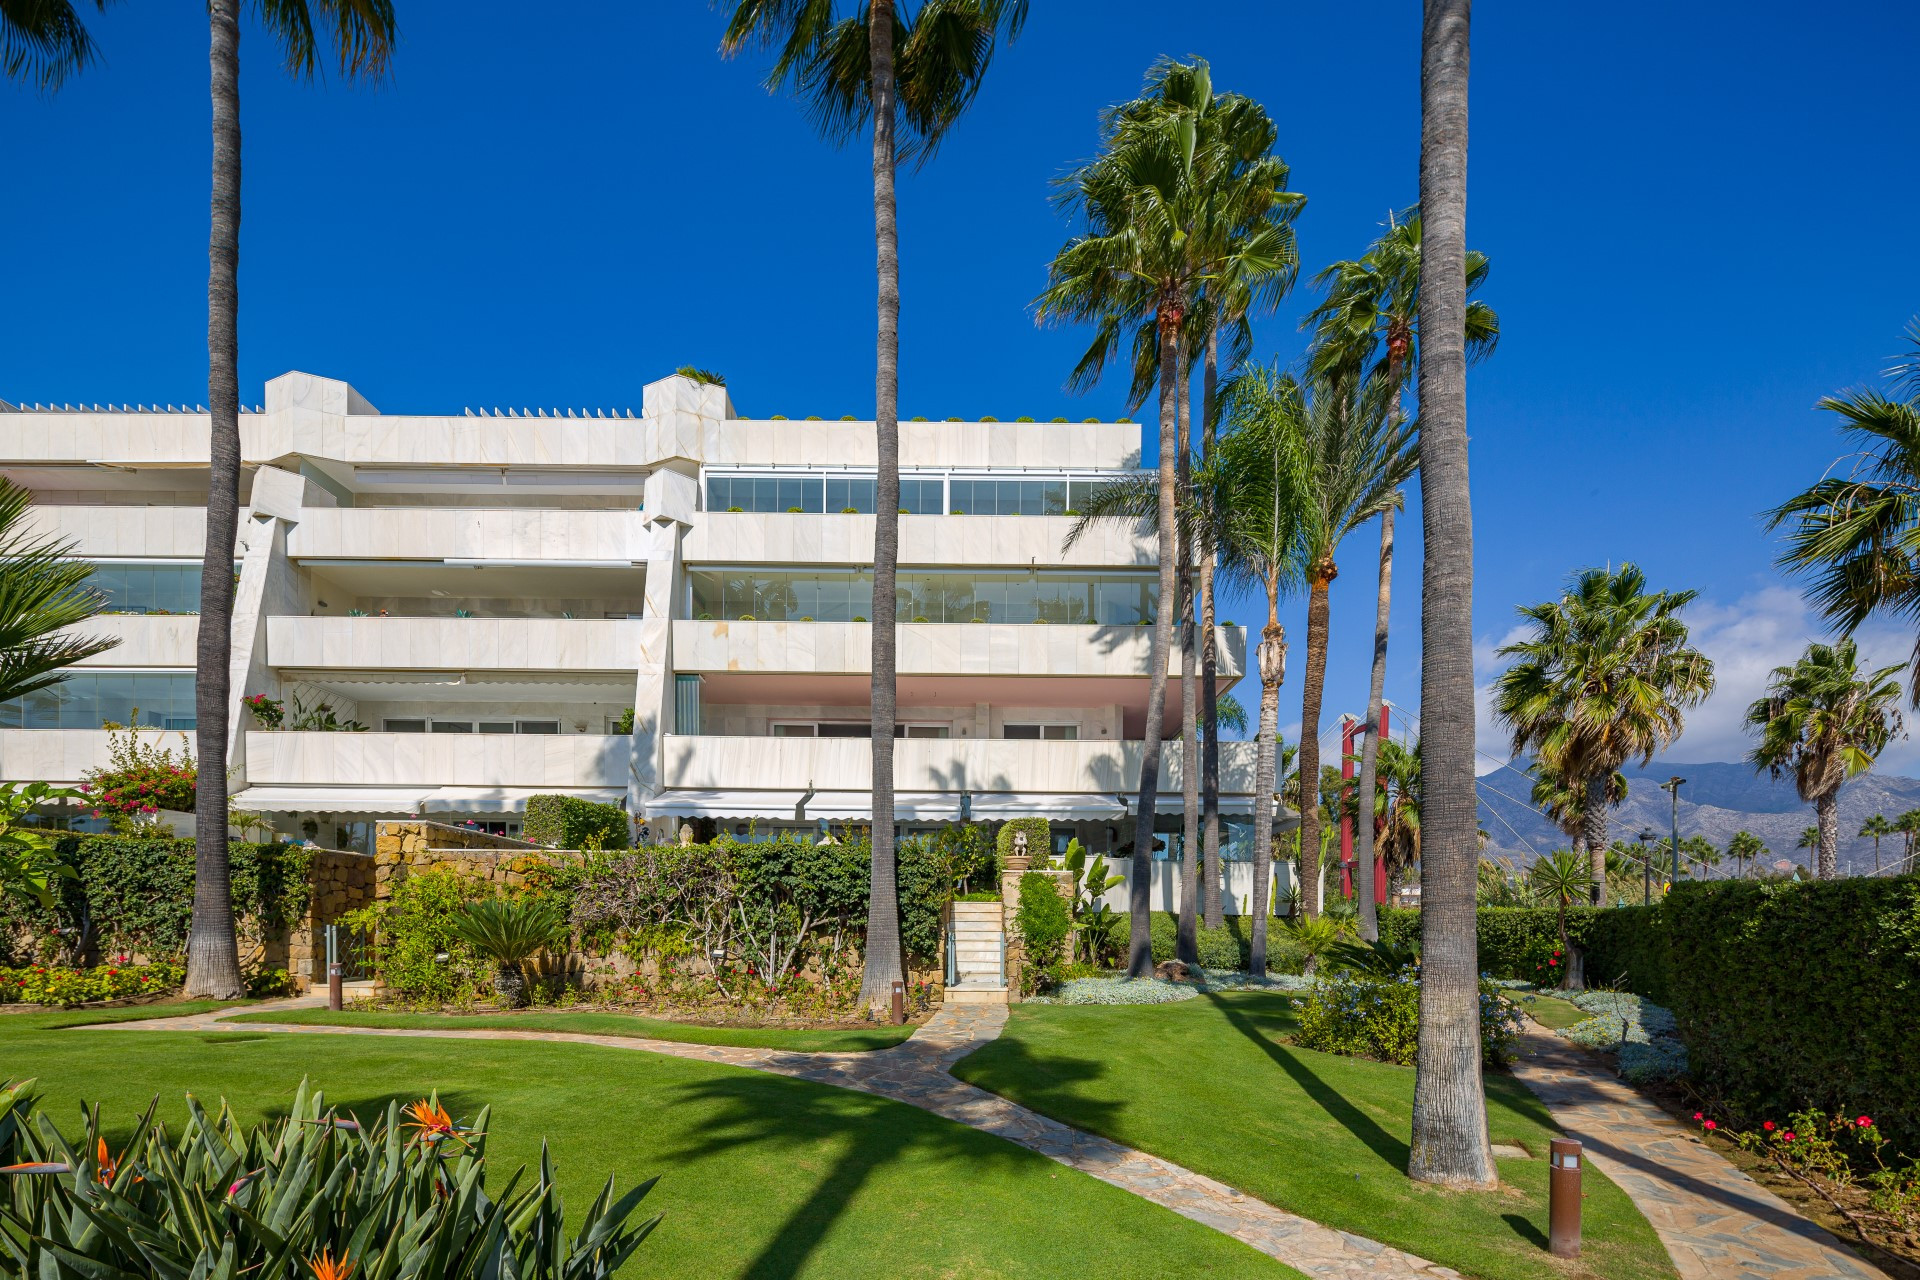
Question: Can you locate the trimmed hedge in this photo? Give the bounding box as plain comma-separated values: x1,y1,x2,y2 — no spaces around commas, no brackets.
523,795,630,851
1379,905,1602,980
0,834,311,964
1115,910,1305,973
1585,903,1672,1001
995,817,1050,864
1648,878,1920,1151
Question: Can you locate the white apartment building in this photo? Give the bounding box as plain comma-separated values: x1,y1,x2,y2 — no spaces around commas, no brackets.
0,370,1277,884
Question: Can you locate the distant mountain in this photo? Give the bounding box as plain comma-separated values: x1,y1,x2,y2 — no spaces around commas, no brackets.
1476,759,1920,877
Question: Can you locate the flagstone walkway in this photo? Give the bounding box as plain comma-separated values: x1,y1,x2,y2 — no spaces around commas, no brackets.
1508,1025,1887,1280
98,999,1455,1280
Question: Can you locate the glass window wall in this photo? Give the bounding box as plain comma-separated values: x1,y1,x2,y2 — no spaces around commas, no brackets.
84,563,203,614
0,671,196,729
705,472,1124,516
686,569,1156,624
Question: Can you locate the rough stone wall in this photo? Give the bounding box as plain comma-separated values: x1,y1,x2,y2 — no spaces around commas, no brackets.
286,850,374,990
372,821,556,897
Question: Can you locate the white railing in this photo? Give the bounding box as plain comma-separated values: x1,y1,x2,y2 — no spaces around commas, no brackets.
244,730,629,788
67,615,200,667
266,616,649,671
671,620,1245,680
285,508,649,563
0,729,149,784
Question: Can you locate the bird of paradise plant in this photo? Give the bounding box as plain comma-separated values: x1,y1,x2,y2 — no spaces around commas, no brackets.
308,1246,355,1280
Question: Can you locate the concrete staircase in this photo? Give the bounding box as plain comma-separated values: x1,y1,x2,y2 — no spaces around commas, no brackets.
946,900,1008,1005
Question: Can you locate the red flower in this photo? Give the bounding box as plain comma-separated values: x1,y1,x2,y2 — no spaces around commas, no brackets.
1703,1120,1717,1131
1857,1116,1873,1128
106,969,117,976
1693,1112,1703,1121
1763,1121,1775,1131
1547,958,1557,967
1782,1132,1796,1142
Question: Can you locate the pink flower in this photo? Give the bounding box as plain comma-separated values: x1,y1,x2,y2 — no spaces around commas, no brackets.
1857,1116,1873,1128
1763,1121,1775,1132
1693,1112,1703,1121
1783,1132,1796,1143
1703,1120,1717,1131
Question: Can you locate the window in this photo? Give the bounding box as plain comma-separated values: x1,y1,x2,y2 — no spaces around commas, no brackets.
771,723,816,737
384,719,427,733
517,720,561,735
430,721,473,733
949,477,1070,516
817,722,870,738
706,474,824,513
685,568,1155,625
0,671,196,730
477,722,515,734
826,476,875,513
1004,724,1078,741
83,562,205,615
901,724,950,739
899,477,944,514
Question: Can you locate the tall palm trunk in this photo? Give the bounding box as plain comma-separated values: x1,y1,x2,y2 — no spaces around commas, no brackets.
1176,360,1200,965
186,0,246,1002
1126,309,1181,978
1295,561,1334,918
1355,506,1394,942
1572,831,1592,902
858,0,904,1011
1199,329,1223,929
1248,601,1285,975
1814,792,1839,880
1581,774,1609,904
1408,0,1496,1190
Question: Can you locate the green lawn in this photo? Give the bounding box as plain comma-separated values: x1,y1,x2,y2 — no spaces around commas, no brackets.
1521,993,1589,1031
229,1008,915,1053
953,993,1674,1280
0,1000,247,1031
1,1021,1294,1278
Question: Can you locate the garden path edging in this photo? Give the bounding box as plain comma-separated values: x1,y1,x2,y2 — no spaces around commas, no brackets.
89,999,1455,1280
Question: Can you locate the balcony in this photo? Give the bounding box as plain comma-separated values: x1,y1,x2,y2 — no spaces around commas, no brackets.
672,619,1244,680
654,734,1265,820
22,506,211,558
682,513,1157,568
266,616,652,672
286,507,649,563
66,615,199,667
0,729,128,783
245,730,629,789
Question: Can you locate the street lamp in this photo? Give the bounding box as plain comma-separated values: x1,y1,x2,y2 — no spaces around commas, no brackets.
1637,831,1657,906
1659,776,1687,886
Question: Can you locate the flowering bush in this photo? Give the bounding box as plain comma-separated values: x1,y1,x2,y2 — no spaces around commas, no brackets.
243,693,284,728
1698,1108,1920,1237
78,724,196,818
1517,934,1565,987
1296,972,1523,1066
0,960,183,1005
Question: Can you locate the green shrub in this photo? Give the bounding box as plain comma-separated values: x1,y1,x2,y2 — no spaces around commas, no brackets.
0,960,182,1005
1016,872,1069,993
1118,910,1303,973
1378,904,1600,979
1296,973,1523,1066
1015,416,1035,423
450,897,570,1006
995,817,1050,865
0,1079,659,1279
523,795,630,850
343,866,489,1003
1586,901,1673,998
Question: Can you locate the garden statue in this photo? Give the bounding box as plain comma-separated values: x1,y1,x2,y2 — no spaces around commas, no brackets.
679,823,696,847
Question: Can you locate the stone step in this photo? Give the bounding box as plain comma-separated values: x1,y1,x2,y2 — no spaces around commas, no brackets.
944,984,1009,1005
952,925,1003,938
954,943,1001,958
950,903,1003,919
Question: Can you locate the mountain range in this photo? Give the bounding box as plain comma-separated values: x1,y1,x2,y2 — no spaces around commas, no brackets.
1475,759,1920,878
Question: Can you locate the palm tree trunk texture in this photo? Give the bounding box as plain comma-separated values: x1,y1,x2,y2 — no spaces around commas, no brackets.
1356,506,1394,942
1815,793,1839,880
1199,329,1224,930
186,0,246,1002
1126,315,1181,979
1248,613,1284,976
1408,0,1497,1190
858,0,904,1011
1581,774,1609,905
1177,362,1201,965
1295,566,1333,919
1572,832,1592,901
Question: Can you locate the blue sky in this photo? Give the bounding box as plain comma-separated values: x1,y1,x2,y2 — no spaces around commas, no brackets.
6,1,1919,768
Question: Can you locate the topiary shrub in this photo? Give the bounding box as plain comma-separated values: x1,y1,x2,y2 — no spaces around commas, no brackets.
1015,416,1035,423
909,416,928,421
995,817,1050,865
523,795,630,851
1050,417,1068,423
1378,904,1600,980
1016,871,1069,994
979,416,999,422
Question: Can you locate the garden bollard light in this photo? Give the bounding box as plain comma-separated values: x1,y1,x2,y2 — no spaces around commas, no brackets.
1549,1138,1582,1257
326,924,344,1012
890,980,905,1025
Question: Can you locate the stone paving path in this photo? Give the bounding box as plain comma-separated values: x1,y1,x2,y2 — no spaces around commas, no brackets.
97,999,1453,1280
1509,1025,1887,1280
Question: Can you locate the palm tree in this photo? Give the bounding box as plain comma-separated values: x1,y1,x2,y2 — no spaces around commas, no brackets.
1289,370,1417,920
1528,759,1626,902
1304,206,1498,941
1746,638,1903,879
1895,809,1920,874
188,0,397,1003
1726,829,1766,879
1372,738,1422,897
722,0,1026,1011
1493,564,1715,906
1406,0,1495,1191
1209,362,1310,974
1796,825,1820,874
1769,321,1920,704
1527,850,1591,990
0,478,118,702
1040,58,1296,976
2,0,109,91
1859,813,1892,873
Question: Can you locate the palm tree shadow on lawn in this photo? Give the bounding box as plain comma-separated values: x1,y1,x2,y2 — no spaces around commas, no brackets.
665,1054,1119,1280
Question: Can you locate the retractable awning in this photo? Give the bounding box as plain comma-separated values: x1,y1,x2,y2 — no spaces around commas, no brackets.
646,790,1129,822
421,786,627,813
233,786,429,813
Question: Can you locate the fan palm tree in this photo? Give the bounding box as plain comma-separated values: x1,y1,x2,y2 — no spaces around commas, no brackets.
1795,825,1819,874
2,0,110,91
1859,813,1892,873
1726,829,1766,879
1527,759,1626,904
1040,58,1297,976
1492,564,1715,913
1372,738,1422,895
0,478,118,703
1304,206,1498,941
1527,850,1591,990
1746,638,1903,879
189,0,397,1003
1895,809,1920,874
721,0,1026,1011
1769,320,1920,704
1287,369,1417,921
1407,0,1495,1190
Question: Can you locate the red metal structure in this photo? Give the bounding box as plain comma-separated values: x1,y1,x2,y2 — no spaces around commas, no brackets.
1337,707,1392,905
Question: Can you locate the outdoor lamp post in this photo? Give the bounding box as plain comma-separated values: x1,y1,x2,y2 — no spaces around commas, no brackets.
1659,776,1686,886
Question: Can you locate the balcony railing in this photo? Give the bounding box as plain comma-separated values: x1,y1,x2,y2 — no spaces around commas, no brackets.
0,729,131,783
683,512,1157,568
266,616,651,672
659,734,1260,796
286,508,649,563
244,730,630,788
66,615,200,667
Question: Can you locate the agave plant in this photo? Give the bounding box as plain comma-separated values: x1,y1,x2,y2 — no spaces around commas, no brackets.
450,897,570,1007
0,1079,658,1280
